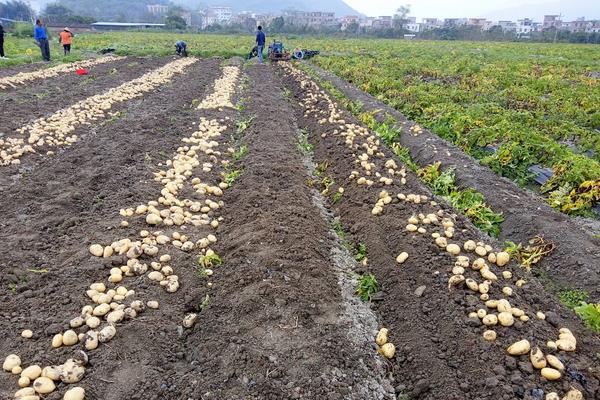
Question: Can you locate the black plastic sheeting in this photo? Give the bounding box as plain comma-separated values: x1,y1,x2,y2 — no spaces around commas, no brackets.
527,165,553,185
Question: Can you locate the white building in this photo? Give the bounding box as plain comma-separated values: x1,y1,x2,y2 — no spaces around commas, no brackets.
516,18,534,35
207,6,233,24
405,23,422,33
147,4,169,14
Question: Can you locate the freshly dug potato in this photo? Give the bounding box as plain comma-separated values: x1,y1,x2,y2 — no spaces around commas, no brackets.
62,330,79,346
376,328,389,346
530,347,546,369
482,314,498,326
396,252,409,264
465,278,479,292
447,275,465,289
14,387,36,398
21,365,42,380
540,367,561,380
498,312,514,327
545,355,564,371
89,244,103,257
64,387,85,400
496,252,510,267
463,240,476,251
59,359,85,384
483,330,496,341
536,311,546,320
379,343,396,359
562,389,583,400
85,331,99,350
507,339,530,355
18,376,30,388
41,366,61,381
446,244,460,255
98,326,116,343
3,354,21,371
33,376,55,394
182,313,198,328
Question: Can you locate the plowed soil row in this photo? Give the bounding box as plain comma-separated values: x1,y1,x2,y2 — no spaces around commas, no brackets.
180,63,394,400
303,64,600,301
281,63,600,400
0,58,222,399
0,57,168,137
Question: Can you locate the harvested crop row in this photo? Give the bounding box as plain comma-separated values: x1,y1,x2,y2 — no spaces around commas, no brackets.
282,62,600,400
175,62,395,399
0,61,236,399
0,57,171,142
302,63,600,301
0,56,126,90
197,65,240,109
0,57,197,166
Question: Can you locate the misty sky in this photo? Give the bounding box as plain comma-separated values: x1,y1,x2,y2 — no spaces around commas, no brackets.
344,0,600,20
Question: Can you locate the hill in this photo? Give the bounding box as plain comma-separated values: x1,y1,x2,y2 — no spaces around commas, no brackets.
175,0,360,16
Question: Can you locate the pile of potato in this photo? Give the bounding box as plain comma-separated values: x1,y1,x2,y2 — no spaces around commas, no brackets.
2,73,240,398
0,58,197,166
285,62,585,400
0,56,125,90
197,66,240,109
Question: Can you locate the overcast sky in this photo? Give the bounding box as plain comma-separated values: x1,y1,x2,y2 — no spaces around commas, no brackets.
344,0,600,20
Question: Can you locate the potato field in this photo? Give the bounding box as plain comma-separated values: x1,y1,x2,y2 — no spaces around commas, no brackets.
0,35,599,400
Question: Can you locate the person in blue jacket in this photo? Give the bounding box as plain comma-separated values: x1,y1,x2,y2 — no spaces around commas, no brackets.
256,25,265,63
34,19,50,62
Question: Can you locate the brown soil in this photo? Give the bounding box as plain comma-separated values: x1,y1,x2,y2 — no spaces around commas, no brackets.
0,57,169,144
1,58,599,400
281,62,600,400
304,63,600,301
0,57,223,400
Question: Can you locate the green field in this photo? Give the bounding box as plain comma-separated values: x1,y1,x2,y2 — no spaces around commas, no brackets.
2,32,599,215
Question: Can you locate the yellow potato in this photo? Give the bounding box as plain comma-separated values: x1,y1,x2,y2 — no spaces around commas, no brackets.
507,339,530,355
376,328,389,346
540,367,561,380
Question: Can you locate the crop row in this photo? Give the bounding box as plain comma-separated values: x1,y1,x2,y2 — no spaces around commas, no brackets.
314,48,600,216
0,64,241,399
0,58,197,166
0,56,125,90
285,62,586,399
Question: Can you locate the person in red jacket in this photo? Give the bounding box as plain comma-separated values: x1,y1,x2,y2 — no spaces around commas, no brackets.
59,27,73,56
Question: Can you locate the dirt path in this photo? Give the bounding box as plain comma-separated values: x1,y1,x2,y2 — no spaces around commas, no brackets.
0,57,168,136
304,63,600,301
281,62,600,400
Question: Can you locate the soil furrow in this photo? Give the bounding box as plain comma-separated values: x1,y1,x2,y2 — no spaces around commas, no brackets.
282,63,600,400
0,57,168,137
304,63,600,301
0,58,224,399
179,63,394,400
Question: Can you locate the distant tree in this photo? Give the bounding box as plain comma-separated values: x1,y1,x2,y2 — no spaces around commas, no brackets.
345,21,359,34
269,16,284,32
393,5,410,29
0,0,33,21
165,10,186,30
42,3,73,23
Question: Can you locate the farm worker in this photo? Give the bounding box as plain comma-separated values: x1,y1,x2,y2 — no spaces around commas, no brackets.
0,23,6,59
34,19,51,62
59,27,73,56
175,40,188,56
256,25,266,63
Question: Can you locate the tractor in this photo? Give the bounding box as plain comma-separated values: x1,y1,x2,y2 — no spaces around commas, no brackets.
268,40,291,62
